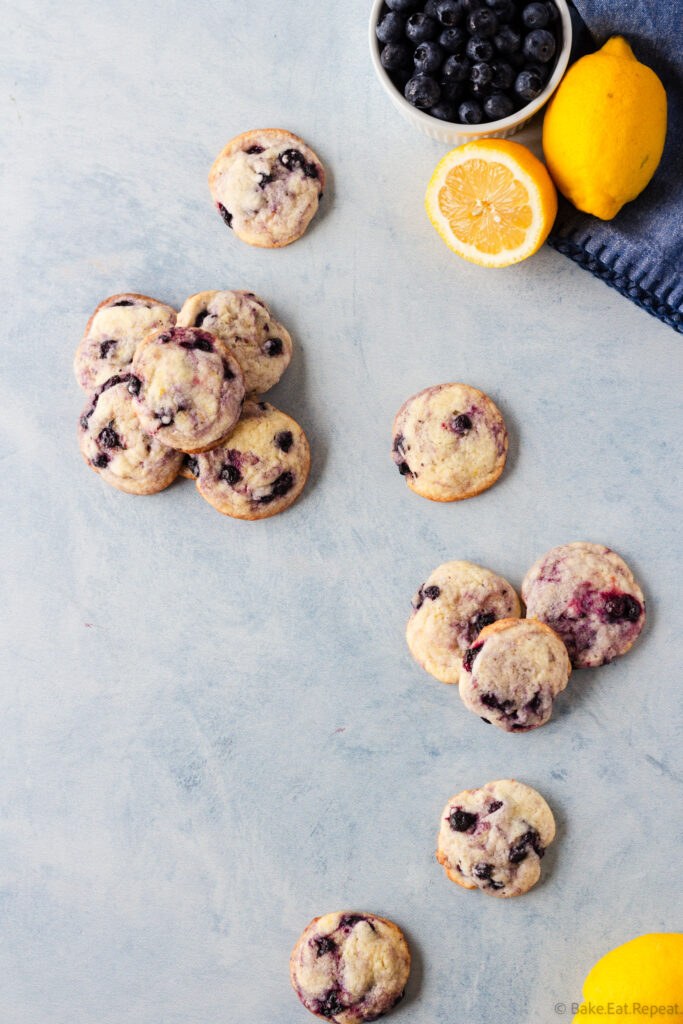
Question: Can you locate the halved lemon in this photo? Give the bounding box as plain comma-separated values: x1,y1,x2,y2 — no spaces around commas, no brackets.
425,139,558,267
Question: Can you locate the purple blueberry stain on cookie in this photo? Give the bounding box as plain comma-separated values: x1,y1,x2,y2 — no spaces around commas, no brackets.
217,202,233,228
449,808,478,832
262,337,283,357
274,430,293,452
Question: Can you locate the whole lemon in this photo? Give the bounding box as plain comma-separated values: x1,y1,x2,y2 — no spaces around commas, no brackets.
543,36,667,219
572,933,683,1023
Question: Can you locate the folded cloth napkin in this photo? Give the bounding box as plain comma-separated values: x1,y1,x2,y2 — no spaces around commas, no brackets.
547,0,683,333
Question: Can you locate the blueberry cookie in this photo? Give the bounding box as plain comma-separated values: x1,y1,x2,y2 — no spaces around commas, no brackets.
74,293,177,391
436,779,555,898
290,911,411,1023
195,400,310,519
78,374,183,494
521,542,646,668
459,618,571,731
392,383,508,501
406,561,521,684
209,129,325,248
131,326,245,453
176,289,292,395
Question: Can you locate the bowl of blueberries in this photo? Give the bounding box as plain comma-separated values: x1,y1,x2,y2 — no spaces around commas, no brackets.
370,0,572,143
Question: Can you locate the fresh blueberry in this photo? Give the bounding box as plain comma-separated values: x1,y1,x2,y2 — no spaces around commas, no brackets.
382,42,412,71
275,430,293,452
442,53,470,82
279,148,306,170
514,67,544,100
522,1,550,28
523,28,556,61
99,339,117,359
385,0,419,10
429,100,459,120
414,39,444,73
193,310,209,328
439,26,467,53
484,91,514,118
376,11,405,43
468,7,497,36
466,35,493,61
404,73,441,108
473,610,495,634
424,585,441,600
449,809,477,832
493,25,521,53
473,862,493,879
424,0,439,13
545,0,560,21
452,412,473,433
220,464,241,485
263,337,283,356
217,203,232,228
405,12,439,42
485,0,515,19
97,425,121,449
604,594,642,622
315,936,336,957
93,454,110,468
490,60,515,89
470,61,493,86
436,0,466,25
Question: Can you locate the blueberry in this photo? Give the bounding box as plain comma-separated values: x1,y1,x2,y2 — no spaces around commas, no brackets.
509,829,541,864
429,100,459,120
275,430,293,452
462,642,483,670
452,412,473,433
468,7,497,35
376,11,405,43
493,25,521,53
111,299,135,307
184,455,199,478
489,880,505,890
514,67,544,100
245,144,264,154
339,913,365,929
194,310,209,328
223,360,235,380
404,73,441,108
259,470,294,502
424,0,439,12
442,54,470,82
522,1,549,28
436,0,466,25
97,425,121,449
406,12,439,42
263,337,283,356
484,91,514,118
545,0,560,21
188,336,213,352
386,0,419,10
303,161,320,179
424,585,441,600
217,203,232,228
470,60,493,87
220,464,241,485
466,35,493,61
485,0,515,19
413,39,444,73
473,610,495,634
393,434,406,455
487,800,503,813
157,409,174,426
280,148,306,170
318,990,344,1018
526,690,542,714
99,339,117,359
397,460,412,476
382,42,412,70
315,936,336,957
604,594,642,622
449,809,477,832
490,60,514,89
258,172,275,188
523,28,556,62
458,98,485,122
473,862,493,879
126,376,141,396
439,26,467,53
93,454,110,468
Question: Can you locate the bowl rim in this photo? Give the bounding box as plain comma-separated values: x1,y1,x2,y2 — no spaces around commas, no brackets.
369,0,573,136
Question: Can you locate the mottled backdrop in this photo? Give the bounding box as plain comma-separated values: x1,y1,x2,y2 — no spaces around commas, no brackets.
1,1,681,1022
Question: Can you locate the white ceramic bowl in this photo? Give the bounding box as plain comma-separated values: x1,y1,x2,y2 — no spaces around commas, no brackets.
369,0,572,144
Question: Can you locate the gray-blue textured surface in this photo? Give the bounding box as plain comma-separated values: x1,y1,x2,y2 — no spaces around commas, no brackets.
1,2,681,1022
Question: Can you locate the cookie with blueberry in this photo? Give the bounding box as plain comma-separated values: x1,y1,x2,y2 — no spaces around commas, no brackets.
74,293,177,392
406,560,521,683
290,911,411,1023
78,374,183,494
392,383,508,501
436,779,555,897
209,129,325,248
521,542,646,668
459,617,571,730
194,400,309,519
131,326,245,454
176,290,292,395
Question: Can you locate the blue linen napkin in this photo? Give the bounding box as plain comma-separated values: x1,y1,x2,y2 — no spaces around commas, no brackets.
547,1,683,332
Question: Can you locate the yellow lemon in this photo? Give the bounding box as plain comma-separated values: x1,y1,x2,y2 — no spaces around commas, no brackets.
425,138,557,267
543,36,667,219
572,933,683,1023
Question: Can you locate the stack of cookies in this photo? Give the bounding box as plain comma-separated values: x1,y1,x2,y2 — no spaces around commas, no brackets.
74,289,310,519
